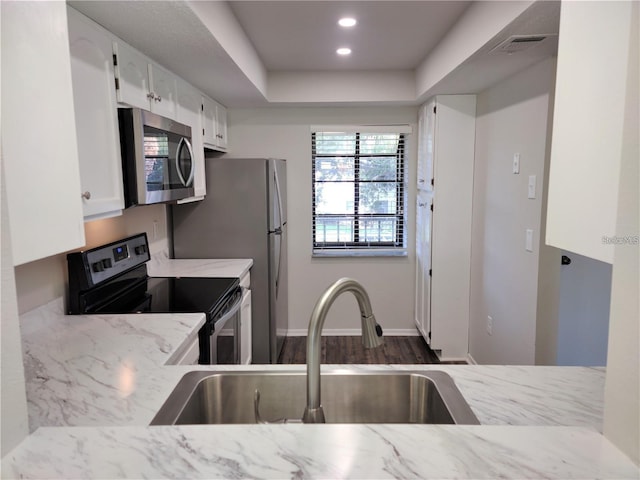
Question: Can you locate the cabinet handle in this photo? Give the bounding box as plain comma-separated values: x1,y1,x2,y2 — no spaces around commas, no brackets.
146,92,155,100
81,191,91,200
155,95,162,102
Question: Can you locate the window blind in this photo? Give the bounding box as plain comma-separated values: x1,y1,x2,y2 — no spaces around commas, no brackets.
312,130,407,256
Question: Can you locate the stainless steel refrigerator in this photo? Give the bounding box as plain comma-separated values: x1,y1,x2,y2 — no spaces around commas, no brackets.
170,158,288,364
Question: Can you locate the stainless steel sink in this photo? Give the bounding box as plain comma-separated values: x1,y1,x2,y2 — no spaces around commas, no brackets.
151,370,479,425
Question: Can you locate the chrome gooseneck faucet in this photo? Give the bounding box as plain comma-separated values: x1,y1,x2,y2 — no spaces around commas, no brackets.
302,278,384,423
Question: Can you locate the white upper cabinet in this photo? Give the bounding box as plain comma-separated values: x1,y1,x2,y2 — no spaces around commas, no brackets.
113,41,177,119
147,63,178,119
67,7,124,221
176,78,206,202
113,41,149,110
202,95,216,146
417,100,435,191
546,1,634,264
1,1,85,265
215,103,228,151
202,95,228,152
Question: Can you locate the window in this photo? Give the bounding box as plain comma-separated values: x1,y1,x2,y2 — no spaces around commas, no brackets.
312,128,407,256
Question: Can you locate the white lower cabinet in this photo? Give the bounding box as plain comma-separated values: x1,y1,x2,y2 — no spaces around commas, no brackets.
67,7,125,221
173,336,200,365
414,190,433,342
240,272,252,364
2,1,86,266
414,95,476,360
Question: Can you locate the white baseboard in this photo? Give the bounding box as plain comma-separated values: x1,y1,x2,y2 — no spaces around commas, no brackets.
466,353,478,365
286,329,420,337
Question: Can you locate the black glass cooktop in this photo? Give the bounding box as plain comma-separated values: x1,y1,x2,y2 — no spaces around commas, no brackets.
93,275,239,318
145,276,240,316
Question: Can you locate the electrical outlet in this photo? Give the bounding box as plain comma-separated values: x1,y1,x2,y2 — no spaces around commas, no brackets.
487,315,493,335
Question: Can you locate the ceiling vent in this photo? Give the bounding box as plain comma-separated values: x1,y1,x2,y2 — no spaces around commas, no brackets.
490,34,555,54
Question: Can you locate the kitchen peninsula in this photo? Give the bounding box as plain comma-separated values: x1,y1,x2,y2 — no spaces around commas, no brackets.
2,257,637,478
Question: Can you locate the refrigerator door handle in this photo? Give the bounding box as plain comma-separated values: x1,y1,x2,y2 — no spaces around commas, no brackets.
274,227,282,296
274,169,284,230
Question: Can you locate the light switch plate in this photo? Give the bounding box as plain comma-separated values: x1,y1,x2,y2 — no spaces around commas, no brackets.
513,153,520,174
526,229,534,252
528,175,536,198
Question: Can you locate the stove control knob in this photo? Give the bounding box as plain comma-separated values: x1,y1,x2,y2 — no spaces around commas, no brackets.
101,258,113,269
92,261,104,273
135,245,147,256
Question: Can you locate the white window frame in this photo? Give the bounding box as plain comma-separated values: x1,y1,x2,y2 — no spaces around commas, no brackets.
311,125,411,257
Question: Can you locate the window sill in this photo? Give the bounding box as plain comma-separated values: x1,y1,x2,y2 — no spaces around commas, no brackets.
312,249,407,258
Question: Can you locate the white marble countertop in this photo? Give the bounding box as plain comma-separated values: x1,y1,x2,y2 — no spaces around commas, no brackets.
3,425,638,479
19,298,205,430
19,298,607,431
6,260,638,478
147,252,253,279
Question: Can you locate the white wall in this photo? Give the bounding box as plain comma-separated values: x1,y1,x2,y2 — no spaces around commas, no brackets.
415,0,533,100
227,107,418,334
603,0,639,464
469,58,556,365
1,160,30,456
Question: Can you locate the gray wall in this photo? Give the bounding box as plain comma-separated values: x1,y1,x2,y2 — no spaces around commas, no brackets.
469,58,557,364
556,252,611,366
226,107,418,334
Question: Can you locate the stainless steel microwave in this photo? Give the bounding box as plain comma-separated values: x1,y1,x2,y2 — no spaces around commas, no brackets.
118,108,195,207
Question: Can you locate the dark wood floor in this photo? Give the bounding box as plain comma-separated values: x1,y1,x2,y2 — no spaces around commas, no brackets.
277,335,442,364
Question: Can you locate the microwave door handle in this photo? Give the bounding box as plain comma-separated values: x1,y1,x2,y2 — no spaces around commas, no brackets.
175,138,195,187
183,138,195,186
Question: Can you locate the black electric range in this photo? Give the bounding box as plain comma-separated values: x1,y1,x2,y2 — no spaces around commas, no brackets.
67,233,242,364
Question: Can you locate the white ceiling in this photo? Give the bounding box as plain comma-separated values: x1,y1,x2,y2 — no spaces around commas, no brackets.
228,1,471,71
69,1,560,107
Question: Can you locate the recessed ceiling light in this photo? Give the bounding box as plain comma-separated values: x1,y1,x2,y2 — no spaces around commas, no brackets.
336,47,352,56
338,17,357,28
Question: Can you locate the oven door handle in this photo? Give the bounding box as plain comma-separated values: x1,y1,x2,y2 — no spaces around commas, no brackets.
212,291,243,332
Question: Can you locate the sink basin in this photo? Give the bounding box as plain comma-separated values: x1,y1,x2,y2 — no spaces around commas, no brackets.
151,370,480,425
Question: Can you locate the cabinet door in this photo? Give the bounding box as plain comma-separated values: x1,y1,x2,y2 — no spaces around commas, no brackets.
201,95,217,147
546,1,633,264
240,289,252,364
414,191,433,342
113,41,151,109
68,7,124,221
417,100,435,191
176,79,206,202
215,102,228,151
2,1,85,265
148,63,177,119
